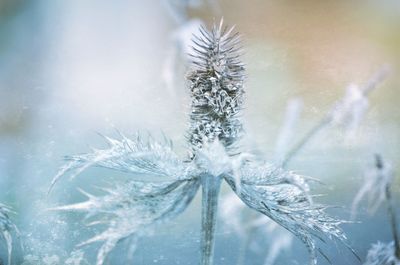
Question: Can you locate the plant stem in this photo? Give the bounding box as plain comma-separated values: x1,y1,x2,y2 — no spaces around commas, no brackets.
200,174,222,265
376,154,400,259
281,117,330,168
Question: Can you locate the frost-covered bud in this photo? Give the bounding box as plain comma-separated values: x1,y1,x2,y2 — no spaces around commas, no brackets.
187,20,245,154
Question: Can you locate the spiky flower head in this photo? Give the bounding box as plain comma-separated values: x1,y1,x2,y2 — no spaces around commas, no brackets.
187,19,245,154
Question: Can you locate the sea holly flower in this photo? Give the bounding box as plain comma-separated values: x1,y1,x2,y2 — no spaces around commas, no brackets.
50,20,357,265
0,203,18,265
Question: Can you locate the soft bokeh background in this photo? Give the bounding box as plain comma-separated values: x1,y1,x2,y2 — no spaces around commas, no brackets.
0,1,399,264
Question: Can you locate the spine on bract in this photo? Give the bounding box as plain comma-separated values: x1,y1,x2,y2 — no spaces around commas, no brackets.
187,20,245,156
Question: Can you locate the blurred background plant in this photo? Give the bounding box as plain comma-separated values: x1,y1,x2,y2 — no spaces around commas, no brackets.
0,0,399,264
351,155,400,265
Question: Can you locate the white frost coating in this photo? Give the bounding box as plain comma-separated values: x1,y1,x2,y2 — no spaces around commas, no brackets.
364,241,400,265
351,155,394,218
49,133,195,193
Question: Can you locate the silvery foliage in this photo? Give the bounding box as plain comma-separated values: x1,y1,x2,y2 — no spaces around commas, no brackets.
50,21,355,265
351,155,394,217
221,99,303,265
0,203,17,265
364,242,400,265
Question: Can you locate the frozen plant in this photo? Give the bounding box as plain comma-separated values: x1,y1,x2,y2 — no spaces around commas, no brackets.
364,241,400,265
50,21,358,265
351,154,394,217
352,155,400,264
0,203,18,265
221,99,303,265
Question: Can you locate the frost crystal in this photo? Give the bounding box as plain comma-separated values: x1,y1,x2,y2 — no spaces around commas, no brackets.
0,203,17,265
51,21,356,265
364,241,400,265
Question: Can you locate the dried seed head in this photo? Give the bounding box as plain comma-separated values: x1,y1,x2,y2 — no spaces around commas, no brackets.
187,20,245,154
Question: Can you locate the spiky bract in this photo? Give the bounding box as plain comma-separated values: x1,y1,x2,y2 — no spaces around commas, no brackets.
223,161,356,265
50,134,200,265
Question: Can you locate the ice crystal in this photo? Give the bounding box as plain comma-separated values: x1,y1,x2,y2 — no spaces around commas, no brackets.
364,241,400,265
51,21,356,265
351,154,394,217
0,203,17,265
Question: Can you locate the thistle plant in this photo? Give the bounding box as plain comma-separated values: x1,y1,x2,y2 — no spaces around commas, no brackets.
0,203,18,265
50,21,357,265
352,155,400,265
